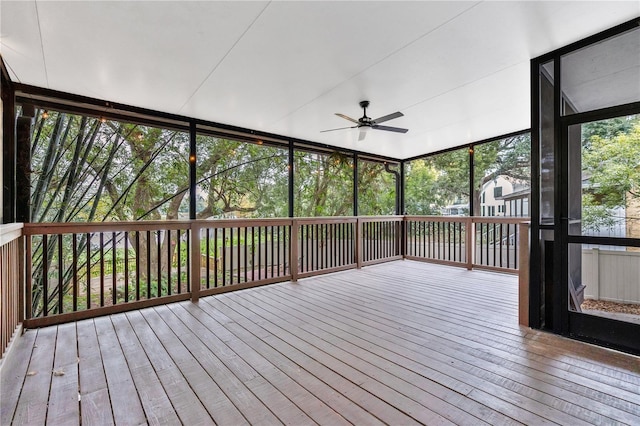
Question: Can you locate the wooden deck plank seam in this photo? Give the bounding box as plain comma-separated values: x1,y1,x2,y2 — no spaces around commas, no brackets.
263,282,640,422
302,272,640,408
226,287,597,425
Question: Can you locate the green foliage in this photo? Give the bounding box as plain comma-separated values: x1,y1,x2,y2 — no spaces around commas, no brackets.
294,150,354,216
582,118,640,231
195,135,289,218
404,159,440,214
358,161,396,216
405,134,530,216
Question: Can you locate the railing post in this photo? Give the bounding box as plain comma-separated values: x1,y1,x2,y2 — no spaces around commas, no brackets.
518,222,530,327
291,220,298,282
190,224,200,303
466,218,474,270
356,218,363,269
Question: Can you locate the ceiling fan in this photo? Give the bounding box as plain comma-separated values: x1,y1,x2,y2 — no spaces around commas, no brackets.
321,100,408,141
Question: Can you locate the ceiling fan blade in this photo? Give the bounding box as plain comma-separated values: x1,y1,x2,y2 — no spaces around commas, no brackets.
320,125,357,133
335,113,359,124
372,125,408,133
372,111,403,124
358,128,367,141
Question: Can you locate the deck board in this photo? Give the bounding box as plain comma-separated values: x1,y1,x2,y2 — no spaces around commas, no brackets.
46,322,80,426
2,260,640,425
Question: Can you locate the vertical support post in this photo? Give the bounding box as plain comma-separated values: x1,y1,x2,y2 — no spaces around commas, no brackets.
399,161,405,215
190,224,200,303
290,220,298,282
353,153,358,216
466,218,474,270
468,145,475,217
2,73,16,224
356,218,363,269
400,162,406,258
288,143,295,218
518,222,530,326
189,121,197,220
16,114,33,223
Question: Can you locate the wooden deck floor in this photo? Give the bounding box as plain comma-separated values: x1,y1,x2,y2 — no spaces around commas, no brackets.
2,260,640,425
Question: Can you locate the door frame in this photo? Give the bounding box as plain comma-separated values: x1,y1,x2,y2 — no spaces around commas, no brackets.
555,103,640,355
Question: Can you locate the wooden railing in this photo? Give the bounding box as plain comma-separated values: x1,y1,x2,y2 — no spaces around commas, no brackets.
15,216,529,328
405,216,469,268
296,217,357,278
22,222,193,327
1,223,24,360
361,216,404,266
192,219,293,298
472,217,527,272
405,216,529,273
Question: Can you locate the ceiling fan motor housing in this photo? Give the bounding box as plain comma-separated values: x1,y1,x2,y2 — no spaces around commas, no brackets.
359,100,371,125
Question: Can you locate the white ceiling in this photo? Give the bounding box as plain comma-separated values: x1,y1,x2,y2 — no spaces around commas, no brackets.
1,1,638,159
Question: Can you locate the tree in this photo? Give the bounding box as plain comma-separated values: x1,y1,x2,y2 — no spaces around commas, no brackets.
294,151,353,217
404,159,440,214
404,134,531,216
582,118,640,233
357,160,397,216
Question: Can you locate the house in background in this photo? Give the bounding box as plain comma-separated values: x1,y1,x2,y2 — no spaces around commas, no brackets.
480,175,529,217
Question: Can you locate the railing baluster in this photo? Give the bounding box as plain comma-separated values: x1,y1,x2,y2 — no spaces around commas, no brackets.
156,230,162,297
100,233,105,307
214,227,219,287
186,230,191,292
177,230,182,294
205,228,210,289
499,223,504,268
72,234,78,311
283,225,288,275
485,223,490,265
513,224,522,270
270,226,275,278
124,232,129,302
42,235,49,316
135,231,141,301
277,226,281,276
506,223,511,269
458,223,462,262
229,227,234,285
243,227,248,283
222,227,227,285
257,227,261,280
146,230,151,299
166,229,172,295
237,227,242,284
86,233,91,309
251,227,256,281
57,234,63,314
492,223,497,267
114,232,118,305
